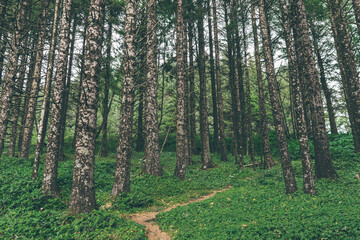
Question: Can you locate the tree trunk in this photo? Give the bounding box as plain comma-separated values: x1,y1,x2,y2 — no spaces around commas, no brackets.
0,0,28,157
174,0,187,180
207,0,218,152
33,0,60,180
197,0,213,170
225,0,243,167
258,0,297,194
250,0,274,169
42,0,73,197
212,0,227,161
188,22,197,155
0,0,8,82
69,0,105,213
100,17,112,157
20,0,50,159
290,0,338,179
327,0,360,152
279,0,315,194
144,0,163,176
111,0,137,196
310,23,338,135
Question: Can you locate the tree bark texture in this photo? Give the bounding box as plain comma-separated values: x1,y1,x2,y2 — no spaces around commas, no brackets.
174,0,187,180
327,0,360,152
290,0,338,179
42,0,73,196
250,0,274,169
0,0,28,158
20,0,50,159
33,0,60,180
69,0,105,213
197,0,213,170
212,0,227,161
258,0,297,193
144,0,163,176
279,0,316,194
112,0,137,196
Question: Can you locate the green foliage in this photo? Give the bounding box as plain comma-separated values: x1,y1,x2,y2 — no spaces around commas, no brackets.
156,134,360,239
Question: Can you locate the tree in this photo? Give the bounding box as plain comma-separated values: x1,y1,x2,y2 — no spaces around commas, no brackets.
327,0,360,152
42,0,73,196
212,0,227,162
144,0,163,176
0,0,28,158
33,0,61,179
250,0,275,169
290,0,338,179
69,0,105,213
279,0,315,194
197,0,213,169
258,0,297,193
112,0,138,196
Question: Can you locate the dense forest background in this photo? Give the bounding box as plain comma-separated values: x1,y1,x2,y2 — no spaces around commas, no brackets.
0,0,360,238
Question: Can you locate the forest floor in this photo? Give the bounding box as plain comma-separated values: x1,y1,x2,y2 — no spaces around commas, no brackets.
0,134,359,239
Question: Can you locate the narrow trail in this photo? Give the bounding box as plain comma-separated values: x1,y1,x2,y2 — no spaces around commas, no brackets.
129,186,232,240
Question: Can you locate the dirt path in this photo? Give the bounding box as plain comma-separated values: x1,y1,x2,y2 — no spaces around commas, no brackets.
129,186,232,240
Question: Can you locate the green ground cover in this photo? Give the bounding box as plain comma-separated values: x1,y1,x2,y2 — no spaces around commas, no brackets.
0,134,358,239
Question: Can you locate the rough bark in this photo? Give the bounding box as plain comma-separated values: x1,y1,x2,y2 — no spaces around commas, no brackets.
20,0,50,159
310,23,338,135
290,0,338,179
69,0,105,213
33,0,60,180
0,0,28,158
327,0,360,152
212,0,227,161
258,0,297,193
188,22,197,155
111,0,137,196
0,0,8,81
100,18,112,157
174,0,187,180
207,0,218,152
144,0,163,176
250,0,274,169
279,0,315,194
225,0,243,167
197,0,213,170
42,0,73,196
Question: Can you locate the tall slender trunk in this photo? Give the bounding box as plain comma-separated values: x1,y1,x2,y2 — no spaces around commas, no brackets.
100,18,112,157
279,0,315,194
42,0,73,197
174,0,187,180
144,0,163,176
8,37,29,157
111,0,137,195
69,0,105,213
327,0,360,152
197,0,213,170
290,0,338,179
212,0,227,161
225,0,242,167
183,22,191,165
0,0,8,82
188,22,197,155
242,17,256,168
207,0,218,152
250,0,274,169
72,14,89,148
20,0,50,159
310,23,338,135
0,0,28,157
258,0,297,193
32,0,60,180
58,16,78,162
